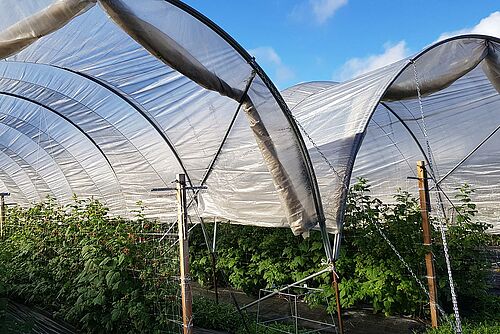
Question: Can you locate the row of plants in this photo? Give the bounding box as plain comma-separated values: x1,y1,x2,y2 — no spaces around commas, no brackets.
0,180,498,333
0,194,310,334
190,180,499,321
0,197,181,333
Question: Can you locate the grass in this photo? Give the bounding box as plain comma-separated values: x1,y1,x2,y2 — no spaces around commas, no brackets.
425,321,500,334
193,296,310,334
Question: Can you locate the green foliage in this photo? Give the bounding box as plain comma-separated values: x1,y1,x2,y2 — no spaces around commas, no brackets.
0,197,179,333
425,321,500,334
0,179,495,333
192,296,308,334
193,296,244,332
190,224,330,297
339,178,427,316
435,184,495,318
191,178,496,320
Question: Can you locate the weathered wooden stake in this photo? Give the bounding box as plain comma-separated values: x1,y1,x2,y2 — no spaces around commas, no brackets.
177,174,193,334
417,161,439,328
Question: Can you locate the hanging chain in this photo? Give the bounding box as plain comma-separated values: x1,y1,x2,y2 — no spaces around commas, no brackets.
251,58,345,184
412,60,462,334
291,80,450,323
372,220,449,319
289,112,345,183
286,62,462,331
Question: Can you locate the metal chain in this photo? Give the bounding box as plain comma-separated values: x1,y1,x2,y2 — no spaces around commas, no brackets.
288,112,344,181
249,56,343,184
412,60,462,334
285,61,461,330
372,220,449,319
292,78,455,323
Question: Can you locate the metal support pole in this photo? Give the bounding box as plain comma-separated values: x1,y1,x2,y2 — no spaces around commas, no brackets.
199,217,219,304
0,192,9,238
177,174,193,334
211,219,219,304
417,161,439,328
332,264,344,334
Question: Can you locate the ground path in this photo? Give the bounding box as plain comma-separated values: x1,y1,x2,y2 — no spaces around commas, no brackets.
192,284,426,333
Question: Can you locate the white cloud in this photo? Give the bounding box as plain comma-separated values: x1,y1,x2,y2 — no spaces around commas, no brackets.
290,0,347,25
335,41,410,81
250,46,295,85
331,11,500,82
437,11,500,41
310,0,348,24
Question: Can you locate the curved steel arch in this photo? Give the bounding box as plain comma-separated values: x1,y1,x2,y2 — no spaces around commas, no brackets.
163,0,325,224
0,107,107,200
0,122,74,199
360,34,500,150
283,35,499,236
379,102,431,168
5,60,194,188
344,35,500,220
0,91,122,197
0,63,179,192
58,66,196,187
0,142,53,198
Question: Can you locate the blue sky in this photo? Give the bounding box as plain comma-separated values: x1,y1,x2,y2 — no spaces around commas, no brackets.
184,0,500,89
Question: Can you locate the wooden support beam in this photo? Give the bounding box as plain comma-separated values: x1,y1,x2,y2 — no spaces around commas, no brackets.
177,174,193,334
417,161,439,328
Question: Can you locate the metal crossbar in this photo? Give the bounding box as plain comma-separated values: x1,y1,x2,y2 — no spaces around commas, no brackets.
241,266,334,311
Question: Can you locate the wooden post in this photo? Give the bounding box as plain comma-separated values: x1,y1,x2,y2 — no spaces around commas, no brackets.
332,265,344,334
0,192,8,238
177,174,193,334
417,161,438,328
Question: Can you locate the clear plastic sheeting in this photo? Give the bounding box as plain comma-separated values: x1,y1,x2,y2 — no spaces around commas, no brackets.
1,1,498,237
0,0,96,59
0,0,322,236
284,35,500,234
383,39,488,100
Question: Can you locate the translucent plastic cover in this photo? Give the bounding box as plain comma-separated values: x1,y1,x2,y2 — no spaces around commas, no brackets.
0,0,322,236
285,36,500,233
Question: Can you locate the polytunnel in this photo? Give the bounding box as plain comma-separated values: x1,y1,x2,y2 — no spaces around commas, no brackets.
0,0,326,240
0,1,499,249
282,35,500,238
0,2,498,332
